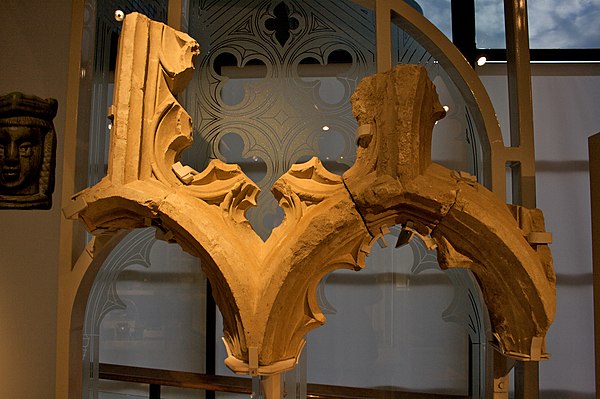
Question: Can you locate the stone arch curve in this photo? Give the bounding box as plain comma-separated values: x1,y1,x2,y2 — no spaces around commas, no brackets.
58,10,555,398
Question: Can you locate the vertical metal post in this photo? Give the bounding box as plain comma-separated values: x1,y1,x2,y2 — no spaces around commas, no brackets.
503,0,536,209
504,0,539,396
206,281,217,399
589,132,600,396
149,384,161,399
515,362,539,399
375,0,392,73
451,0,476,67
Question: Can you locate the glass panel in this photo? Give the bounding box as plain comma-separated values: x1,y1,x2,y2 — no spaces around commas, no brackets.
475,0,506,49
528,71,598,396
417,0,453,40
83,229,206,398
215,394,248,399
307,228,469,395
98,240,205,370
98,380,207,398
186,0,479,239
97,381,148,399
185,0,376,239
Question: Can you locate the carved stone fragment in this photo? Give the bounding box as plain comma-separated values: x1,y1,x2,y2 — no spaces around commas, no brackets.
0,92,57,209
65,13,555,376
343,65,555,360
64,13,373,375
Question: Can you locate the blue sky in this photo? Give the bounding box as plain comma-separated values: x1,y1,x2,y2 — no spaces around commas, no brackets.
415,0,600,49
527,0,600,48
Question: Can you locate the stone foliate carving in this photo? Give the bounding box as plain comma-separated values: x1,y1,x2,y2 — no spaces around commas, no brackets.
65,13,555,376
63,13,372,375
343,65,555,360
0,92,57,209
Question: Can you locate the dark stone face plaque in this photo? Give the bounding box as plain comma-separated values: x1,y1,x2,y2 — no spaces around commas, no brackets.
0,92,57,209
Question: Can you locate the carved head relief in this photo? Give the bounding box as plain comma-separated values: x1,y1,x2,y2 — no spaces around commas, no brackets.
0,125,43,192
0,92,57,209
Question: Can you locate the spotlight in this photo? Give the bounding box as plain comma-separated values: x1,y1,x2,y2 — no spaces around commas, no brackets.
477,56,487,67
114,10,125,22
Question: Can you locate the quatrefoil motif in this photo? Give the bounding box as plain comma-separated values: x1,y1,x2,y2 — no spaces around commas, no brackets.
265,2,300,47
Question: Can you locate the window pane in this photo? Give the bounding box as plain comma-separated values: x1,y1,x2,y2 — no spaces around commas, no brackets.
475,0,506,48
419,0,453,40
529,0,600,48
476,0,600,49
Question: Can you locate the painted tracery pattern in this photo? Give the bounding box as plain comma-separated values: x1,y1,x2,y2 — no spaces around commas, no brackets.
186,0,479,239
187,0,376,238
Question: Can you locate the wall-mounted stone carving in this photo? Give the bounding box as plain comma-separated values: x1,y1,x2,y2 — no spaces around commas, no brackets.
0,92,57,209
64,13,555,375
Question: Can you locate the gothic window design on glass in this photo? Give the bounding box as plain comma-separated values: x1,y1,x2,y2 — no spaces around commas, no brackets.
186,0,480,239
186,0,377,239
82,229,206,397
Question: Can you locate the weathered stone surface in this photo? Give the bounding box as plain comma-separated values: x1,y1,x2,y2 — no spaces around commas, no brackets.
343,65,555,360
0,92,57,209
65,13,555,376
66,13,372,375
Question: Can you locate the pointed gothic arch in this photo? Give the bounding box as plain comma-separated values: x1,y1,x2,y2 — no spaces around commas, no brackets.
57,7,555,399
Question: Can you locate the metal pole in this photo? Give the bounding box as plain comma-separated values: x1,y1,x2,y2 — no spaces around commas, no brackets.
503,0,539,395
206,281,217,399
589,132,600,397
503,0,537,209
451,0,476,67
149,384,161,399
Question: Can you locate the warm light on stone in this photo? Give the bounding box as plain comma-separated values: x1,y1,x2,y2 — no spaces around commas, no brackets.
65,13,556,378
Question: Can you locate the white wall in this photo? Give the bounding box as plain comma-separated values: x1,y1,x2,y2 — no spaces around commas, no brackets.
481,63,600,397
0,0,70,397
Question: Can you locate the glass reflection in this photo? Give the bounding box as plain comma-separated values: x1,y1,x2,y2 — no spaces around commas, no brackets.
83,229,206,398
307,228,469,395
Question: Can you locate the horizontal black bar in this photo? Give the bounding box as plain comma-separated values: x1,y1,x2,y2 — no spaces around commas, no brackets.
99,363,469,399
476,48,600,62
